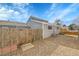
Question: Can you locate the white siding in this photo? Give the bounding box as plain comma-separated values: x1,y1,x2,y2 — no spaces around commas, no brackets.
52,26,60,35
43,24,53,39
27,18,60,39
27,21,42,29
43,24,60,39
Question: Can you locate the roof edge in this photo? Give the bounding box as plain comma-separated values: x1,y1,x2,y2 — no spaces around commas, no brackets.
29,16,48,23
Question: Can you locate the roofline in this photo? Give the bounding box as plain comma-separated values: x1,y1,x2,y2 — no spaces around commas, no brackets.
29,16,48,23
0,20,27,25
32,20,48,24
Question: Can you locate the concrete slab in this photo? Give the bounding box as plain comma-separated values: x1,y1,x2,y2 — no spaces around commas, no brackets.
21,43,34,51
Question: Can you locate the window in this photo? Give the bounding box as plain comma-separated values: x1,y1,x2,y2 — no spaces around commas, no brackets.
48,25,52,30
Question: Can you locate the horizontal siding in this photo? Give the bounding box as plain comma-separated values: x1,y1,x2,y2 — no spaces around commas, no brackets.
28,21,42,29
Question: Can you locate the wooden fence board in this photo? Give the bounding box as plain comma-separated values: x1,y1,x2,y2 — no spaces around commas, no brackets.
0,28,42,55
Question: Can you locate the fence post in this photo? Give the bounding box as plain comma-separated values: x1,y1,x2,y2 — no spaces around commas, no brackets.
76,26,79,40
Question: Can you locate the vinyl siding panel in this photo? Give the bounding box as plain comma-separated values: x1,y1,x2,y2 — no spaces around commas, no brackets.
28,21,42,29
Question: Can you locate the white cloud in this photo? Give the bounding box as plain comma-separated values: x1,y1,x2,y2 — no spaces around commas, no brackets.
0,14,9,20
44,3,57,17
14,11,20,15
0,3,30,22
57,3,79,19
0,7,12,20
13,3,29,7
46,3,79,23
0,7,14,14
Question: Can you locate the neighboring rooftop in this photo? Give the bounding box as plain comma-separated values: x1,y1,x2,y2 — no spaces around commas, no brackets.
0,20,26,25
0,20,27,26
0,20,30,29
29,16,48,23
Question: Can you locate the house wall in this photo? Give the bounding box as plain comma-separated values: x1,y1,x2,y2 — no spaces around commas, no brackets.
27,21,59,39
27,20,42,29
51,24,60,35
43,25,60,39
27,18,59,39
27,20,52,39
43,24,53,39
52,26,60,35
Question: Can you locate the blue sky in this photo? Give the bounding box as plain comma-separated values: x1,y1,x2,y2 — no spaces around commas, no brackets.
0,3,79,25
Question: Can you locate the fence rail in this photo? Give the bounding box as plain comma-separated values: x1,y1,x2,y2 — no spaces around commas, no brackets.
0,27,42,55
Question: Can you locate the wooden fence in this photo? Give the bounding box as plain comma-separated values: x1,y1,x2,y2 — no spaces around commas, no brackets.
60,29,79,35
63,32,79,35
0,28,42,55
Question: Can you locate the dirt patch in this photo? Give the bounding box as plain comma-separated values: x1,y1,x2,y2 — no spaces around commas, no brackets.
51,45,79,56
